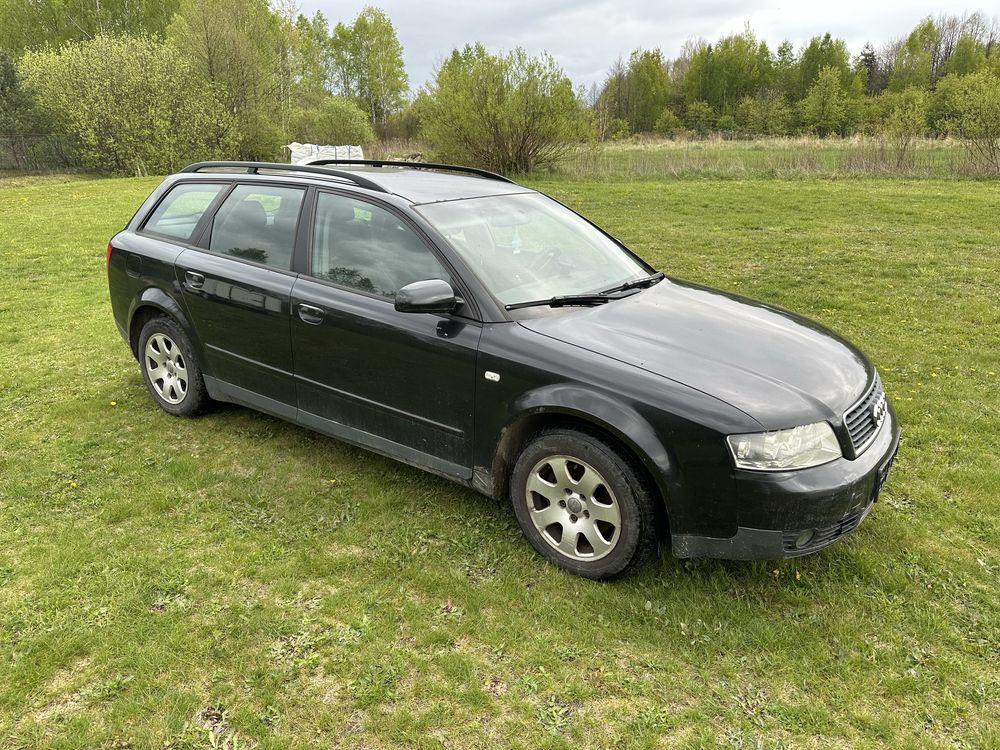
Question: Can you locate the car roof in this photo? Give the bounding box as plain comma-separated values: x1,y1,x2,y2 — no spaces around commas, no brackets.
336,166,534,204
176,161,536,205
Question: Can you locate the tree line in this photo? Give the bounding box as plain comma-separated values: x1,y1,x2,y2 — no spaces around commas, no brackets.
590,16,1000,141
1,3,999,174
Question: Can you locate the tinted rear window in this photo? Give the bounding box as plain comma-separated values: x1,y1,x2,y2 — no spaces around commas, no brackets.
208,184,305,271
143,183,226,241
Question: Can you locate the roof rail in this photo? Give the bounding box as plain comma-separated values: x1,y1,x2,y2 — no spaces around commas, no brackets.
180,161,388,194
306,159,515,184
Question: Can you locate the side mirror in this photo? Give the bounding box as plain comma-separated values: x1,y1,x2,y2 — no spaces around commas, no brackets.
394,279,458,314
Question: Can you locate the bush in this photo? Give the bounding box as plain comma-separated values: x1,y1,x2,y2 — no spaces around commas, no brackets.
291,96,375,146
685,101,715,136
653,108,682,137
716,114,737,136
735,93,792,136
383,93,431,141
800,66,847,136
605,117,631,141
938,71,1000,174
928,74,963,134
19,35,233,174
422,44,588,173
0,52,46,135
854,95,885,135
878,88,928,167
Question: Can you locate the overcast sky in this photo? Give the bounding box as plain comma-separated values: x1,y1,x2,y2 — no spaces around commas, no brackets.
299,1,994,89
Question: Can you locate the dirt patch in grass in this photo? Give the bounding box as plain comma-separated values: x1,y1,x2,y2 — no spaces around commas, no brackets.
29,656,93,724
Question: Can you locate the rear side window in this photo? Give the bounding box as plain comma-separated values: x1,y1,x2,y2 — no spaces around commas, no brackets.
209,184,305,271
311,192,450,298
143,183,226,241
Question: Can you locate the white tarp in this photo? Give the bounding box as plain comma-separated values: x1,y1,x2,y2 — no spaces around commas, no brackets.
284,142,364,165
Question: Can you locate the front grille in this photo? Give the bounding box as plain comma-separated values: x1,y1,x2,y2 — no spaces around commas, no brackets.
844,374,887,456
782,503,871,554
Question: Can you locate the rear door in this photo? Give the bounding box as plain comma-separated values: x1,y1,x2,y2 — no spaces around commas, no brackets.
290,190,481,477
116,180,228,335
174,182,306,412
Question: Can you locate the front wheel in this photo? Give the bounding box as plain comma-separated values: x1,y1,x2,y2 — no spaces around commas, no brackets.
138,316,208,417
509,428,660,579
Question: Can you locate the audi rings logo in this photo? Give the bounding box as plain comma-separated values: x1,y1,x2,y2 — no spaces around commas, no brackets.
871,393,887,427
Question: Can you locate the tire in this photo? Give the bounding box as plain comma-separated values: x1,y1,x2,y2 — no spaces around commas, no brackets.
509,428,660,579
137,316,209,417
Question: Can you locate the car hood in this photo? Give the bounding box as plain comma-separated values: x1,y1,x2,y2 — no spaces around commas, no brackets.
518,278,873,429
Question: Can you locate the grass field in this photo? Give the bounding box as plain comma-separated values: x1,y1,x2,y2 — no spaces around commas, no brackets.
1,173,998,749
549,137,982,181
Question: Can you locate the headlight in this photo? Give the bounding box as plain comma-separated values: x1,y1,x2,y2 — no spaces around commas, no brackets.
727,422,841,471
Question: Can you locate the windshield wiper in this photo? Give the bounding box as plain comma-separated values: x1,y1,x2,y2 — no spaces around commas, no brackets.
599,271,665,296
505,272,664,311
505,293,618,311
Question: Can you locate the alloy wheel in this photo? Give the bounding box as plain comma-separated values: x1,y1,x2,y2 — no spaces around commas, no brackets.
525,455,622,561
144,333,188,405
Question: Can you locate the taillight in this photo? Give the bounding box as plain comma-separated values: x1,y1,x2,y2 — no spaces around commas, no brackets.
106,242,113,268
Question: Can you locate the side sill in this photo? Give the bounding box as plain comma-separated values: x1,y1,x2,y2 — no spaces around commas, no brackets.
471,466,493,497
204,375,296,421
297,409,472,483
204,375,474,486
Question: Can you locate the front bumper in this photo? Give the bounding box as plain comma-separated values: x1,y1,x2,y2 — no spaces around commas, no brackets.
672,411,901,560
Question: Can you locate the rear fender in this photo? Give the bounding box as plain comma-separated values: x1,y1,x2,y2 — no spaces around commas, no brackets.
126,287,209,375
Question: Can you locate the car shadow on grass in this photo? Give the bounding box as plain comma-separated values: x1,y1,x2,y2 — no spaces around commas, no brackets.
151,394,892,607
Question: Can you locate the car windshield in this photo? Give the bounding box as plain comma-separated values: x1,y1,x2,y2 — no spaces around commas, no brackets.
414,193,650,306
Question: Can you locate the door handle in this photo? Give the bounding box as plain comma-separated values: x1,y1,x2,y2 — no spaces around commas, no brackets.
298,303,324,324
184,270,205,289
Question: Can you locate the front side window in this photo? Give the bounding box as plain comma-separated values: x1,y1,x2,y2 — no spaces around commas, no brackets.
311,192,450,298
209,184,305,271
415,192,649,306
143,182,225,241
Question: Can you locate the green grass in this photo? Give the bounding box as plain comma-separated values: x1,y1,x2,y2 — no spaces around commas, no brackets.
1,172,999,749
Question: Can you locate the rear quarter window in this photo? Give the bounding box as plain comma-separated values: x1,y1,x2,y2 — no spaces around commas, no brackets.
142,182,226,242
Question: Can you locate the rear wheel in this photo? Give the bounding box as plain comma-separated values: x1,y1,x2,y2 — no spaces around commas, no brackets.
509,428,659,579
138,316,208,417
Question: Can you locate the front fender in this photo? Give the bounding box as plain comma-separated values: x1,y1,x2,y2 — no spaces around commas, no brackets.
480,382,680,519
511,383,677,486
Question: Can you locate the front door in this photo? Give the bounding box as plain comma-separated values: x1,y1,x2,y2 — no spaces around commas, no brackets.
290,190,480,477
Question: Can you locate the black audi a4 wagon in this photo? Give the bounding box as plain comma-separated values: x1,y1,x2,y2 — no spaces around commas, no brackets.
107,159,900,579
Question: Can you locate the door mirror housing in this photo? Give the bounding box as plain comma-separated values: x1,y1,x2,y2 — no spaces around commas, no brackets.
394,279,458,314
